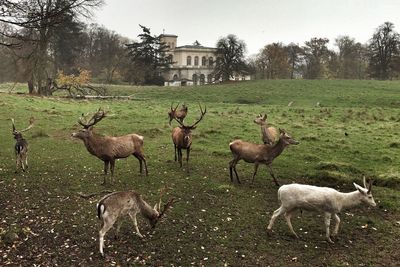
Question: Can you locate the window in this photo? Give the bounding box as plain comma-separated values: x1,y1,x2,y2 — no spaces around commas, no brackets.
200,74,205,85
202,56,206,66
207,74,212,84
209,57,214,66
194,56,199,66
187,56,192,66
173,74,179,81
192,74,198,85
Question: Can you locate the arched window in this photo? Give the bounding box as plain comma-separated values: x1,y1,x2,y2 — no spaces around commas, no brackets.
207,74,212,84
194,56,199,66
173,74,179,81
192,74,198,85
201,57,206,66
200,74,205,85
187,56,192,66
209,57,214,66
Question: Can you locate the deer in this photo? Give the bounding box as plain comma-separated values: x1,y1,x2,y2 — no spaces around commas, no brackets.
229,128,299,186
11,117,34,173
71,108,148,184
171,104,206,173
254,113,279,145
267,177,376,243
168,103,188,125
97,188,175,256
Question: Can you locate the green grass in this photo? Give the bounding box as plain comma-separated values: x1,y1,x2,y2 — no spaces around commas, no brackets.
0,79,399,266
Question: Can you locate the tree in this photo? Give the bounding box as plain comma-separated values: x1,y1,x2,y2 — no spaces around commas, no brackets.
302,37,330,79
368,22,400,80
257,43,290,79
0,0,104,95
125,25,171,85
286,43,304,79
213,34,247,81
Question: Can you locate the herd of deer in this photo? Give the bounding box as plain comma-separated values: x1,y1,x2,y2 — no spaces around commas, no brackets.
10,103,376,257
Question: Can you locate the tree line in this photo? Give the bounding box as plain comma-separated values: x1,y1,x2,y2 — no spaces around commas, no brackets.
0,1,399,95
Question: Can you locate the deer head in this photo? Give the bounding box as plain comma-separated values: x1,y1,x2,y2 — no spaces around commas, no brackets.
72,108,107,139
279,128,299,145
173,104,206,145
168,103,180,125
11,117,35,140
149,187,175,228
254,113,267,125
354,176,376,206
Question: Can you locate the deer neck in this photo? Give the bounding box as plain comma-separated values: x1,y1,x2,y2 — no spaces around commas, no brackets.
337,191,362,211
138,197,159,220
82,134,103,155
267,137,287,159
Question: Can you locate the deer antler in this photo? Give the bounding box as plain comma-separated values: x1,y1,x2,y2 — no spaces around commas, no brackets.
11,117,35,134
171,102,179,111
157,186,168,211
158,198,176,220
78,108,107,129
188,103,206,128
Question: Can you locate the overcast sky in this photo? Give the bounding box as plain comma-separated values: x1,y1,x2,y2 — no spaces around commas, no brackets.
93,0,400,55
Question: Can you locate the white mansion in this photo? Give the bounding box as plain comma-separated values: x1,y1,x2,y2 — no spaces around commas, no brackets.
160,34,250,86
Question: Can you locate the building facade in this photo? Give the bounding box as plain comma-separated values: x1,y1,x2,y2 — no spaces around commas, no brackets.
160,34,250,86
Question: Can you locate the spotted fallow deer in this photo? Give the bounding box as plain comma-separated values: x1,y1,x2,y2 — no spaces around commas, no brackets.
71,108,148,184
254,113,279,145
229,128,299,186
168,103,188,125
97,188,175,256
171,104,206,172
11,117,34,173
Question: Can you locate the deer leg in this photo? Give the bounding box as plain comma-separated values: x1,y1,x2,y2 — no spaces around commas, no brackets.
110,160,115,184
284,210,299,238
178,148,182,168
24,154,28,170
232,158,241,184
267,164,280,186
332,213,340,237
268,206,285,230
128,212,143,238
133,153,143,174
251,163,259,183
186,147,190,173
99,216,116,257
174,144,177,161
324,212,334,243
102,161,109,185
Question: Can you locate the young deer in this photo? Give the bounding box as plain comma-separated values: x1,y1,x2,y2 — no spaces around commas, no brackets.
229,129,299,186
168,103,188,125
254,113,279,145
71,108,148,184
97,189,175,256
267,177,376,243
11,117,34,173
171,104,206,173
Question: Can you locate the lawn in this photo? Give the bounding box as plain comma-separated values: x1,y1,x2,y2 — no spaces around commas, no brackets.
0,79,399,266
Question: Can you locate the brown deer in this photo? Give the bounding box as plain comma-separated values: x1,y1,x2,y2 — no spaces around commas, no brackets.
97,188,175,256
168,103,188,125
171,104,206,172
71,108,148,184
12,117,34,173
229,128,299,186
254,113,279,145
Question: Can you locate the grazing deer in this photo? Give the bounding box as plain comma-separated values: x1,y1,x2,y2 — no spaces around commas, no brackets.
229,128,299,186
71,108,148,184
11,117,34,173
267,177,376,243
254,113,279,145
97,189,175,256
171,104,206,172
168,103,188,125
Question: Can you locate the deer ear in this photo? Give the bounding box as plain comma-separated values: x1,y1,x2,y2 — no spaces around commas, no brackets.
263,114,267,120
353,183,366,195
153,203,159,211
279,128,285,134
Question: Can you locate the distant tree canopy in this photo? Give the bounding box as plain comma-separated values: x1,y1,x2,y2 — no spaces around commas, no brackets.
213,34,247,81
125,25,171,85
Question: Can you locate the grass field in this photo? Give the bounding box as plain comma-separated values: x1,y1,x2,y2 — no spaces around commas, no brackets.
0,79,399,266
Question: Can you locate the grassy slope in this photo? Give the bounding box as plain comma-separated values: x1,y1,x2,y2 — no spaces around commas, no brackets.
0,79,399,266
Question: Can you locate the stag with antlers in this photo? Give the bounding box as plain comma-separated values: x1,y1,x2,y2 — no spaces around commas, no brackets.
11,117,34,173
97,188,175,256
168,103,188,125
171,104,206,173
71,108,148,184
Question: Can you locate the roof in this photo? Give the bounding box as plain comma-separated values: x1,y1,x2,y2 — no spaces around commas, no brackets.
160,34,178,38
175,45,217,50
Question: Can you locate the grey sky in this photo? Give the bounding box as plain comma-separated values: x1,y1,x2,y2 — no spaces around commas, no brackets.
93,0,400,55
